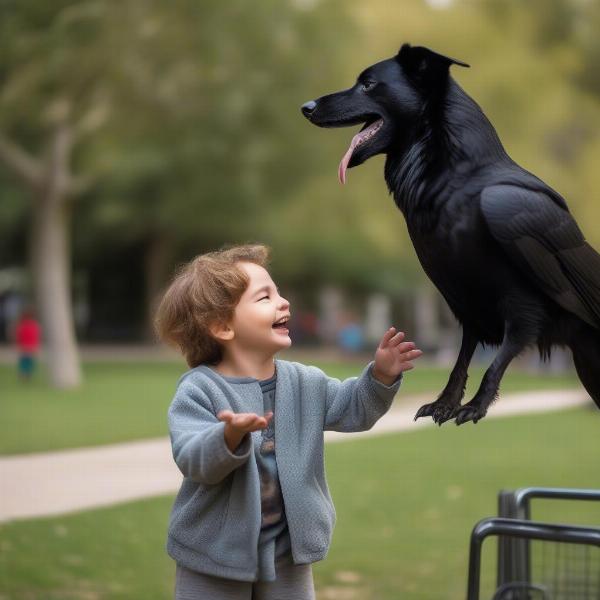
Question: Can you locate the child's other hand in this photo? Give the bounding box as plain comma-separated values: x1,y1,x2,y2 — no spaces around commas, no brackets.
218,410,273,452
218,410,273,433
372,327,423,386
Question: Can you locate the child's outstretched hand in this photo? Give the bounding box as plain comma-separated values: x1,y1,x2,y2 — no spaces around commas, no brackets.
372,327,422,386
218,410,273,452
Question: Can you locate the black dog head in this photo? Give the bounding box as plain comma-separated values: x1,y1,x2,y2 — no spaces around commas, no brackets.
301,44,469,183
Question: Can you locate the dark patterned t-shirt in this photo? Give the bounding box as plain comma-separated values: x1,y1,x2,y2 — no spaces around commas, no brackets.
217,370,291,581
257,374,284,527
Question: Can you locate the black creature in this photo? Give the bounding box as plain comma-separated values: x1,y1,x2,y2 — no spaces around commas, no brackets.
301,43,600,425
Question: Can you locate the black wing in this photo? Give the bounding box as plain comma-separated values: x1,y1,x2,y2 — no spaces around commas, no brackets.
480,184,600,328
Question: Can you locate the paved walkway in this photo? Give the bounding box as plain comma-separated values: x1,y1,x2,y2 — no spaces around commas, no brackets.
0,389,590,523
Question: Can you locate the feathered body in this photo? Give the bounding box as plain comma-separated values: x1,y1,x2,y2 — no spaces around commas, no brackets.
302,44,600,423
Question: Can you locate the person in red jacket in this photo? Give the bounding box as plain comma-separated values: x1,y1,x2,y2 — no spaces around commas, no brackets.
15,308,41,381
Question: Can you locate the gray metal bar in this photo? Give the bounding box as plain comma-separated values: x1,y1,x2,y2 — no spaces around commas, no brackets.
496,487,600,599
467,518,600,600
513,488,600,519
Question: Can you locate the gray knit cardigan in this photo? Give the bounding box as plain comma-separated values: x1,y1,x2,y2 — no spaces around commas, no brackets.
166,359,402,581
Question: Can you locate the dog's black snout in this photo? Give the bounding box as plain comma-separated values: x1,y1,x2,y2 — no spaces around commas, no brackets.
301,100,317,117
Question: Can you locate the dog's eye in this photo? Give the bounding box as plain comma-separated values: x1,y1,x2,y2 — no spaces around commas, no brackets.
361,81,376,92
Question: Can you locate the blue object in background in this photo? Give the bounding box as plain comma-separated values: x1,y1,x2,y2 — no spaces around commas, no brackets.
338,323,364,353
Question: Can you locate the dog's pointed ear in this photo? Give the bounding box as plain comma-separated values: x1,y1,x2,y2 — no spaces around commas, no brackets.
396,44,469,86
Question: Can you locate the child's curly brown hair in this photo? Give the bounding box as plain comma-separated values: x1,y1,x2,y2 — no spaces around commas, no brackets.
154,244,271,367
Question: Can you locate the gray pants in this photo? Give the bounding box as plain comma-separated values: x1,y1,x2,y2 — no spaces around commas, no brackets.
175,563,315,600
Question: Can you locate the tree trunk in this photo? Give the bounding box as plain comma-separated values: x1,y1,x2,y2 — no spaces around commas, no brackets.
0,122,83,388
30,189,82,388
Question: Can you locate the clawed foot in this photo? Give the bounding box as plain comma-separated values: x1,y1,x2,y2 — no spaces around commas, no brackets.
414,401,458,426
454,403,487,425
415,398,491,425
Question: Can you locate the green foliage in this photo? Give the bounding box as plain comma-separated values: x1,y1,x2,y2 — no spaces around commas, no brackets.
0,0,356,262
66,0,358,260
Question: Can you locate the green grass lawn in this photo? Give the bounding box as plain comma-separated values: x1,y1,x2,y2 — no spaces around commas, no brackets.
0,359,581,455
0,407,598,600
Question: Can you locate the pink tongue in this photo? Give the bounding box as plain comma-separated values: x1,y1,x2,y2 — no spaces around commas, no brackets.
338,135,359,185
338,120,383,185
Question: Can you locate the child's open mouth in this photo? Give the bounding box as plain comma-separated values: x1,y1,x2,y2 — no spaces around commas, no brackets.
272,316,290,333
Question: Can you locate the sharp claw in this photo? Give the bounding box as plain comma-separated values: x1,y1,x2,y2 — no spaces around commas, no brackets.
414,404,433,421
415,401,460,426
434,406,457,425
454,406,485,425
455,410,469,425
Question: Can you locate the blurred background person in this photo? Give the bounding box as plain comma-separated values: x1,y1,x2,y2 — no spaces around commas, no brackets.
14,307,41,382
337,309,365,355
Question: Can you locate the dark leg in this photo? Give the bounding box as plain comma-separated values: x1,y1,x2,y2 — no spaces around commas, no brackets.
414,328,479,425
455,321,533,425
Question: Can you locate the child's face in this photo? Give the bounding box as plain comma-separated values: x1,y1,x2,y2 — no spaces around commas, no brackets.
224,261,292,356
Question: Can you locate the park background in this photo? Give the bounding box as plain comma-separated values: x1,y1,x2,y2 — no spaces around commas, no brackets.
0,0,599,598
